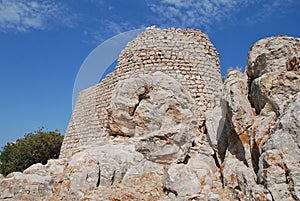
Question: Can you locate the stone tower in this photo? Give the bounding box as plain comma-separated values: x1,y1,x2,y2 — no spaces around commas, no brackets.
60,26,222,159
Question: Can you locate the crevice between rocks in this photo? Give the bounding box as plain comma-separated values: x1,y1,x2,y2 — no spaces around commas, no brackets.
163,186,178,197
111,170,116,185
96,164,101,187
177,154,190,164
129,85,152,116
212,151,221,169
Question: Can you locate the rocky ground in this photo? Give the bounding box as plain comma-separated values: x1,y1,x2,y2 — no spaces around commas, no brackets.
0,35,299,201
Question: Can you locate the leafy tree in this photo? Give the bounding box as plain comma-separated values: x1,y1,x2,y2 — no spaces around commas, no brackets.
0,128,64,176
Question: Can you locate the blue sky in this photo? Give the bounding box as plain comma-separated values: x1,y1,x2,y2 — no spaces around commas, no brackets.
0,0,299,149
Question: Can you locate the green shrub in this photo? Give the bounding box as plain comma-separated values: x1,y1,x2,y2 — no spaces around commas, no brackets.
0,129,64,176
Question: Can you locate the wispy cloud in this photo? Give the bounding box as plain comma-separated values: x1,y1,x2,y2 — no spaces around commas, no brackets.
146,0,299,31
0,0,73,32
146,0,256,30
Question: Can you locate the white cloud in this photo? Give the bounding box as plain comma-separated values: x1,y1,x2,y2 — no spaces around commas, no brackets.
146,0,300,30
0,0,72,32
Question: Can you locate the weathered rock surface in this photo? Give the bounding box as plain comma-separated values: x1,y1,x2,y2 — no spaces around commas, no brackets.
257,92,300,201
163,151,219,197
205,98,226,153
108,72,198,164
247,35,300,79
250,71,300,115
1,31,300,201
287,55,300,71
0,171,54,200
246,35,300,201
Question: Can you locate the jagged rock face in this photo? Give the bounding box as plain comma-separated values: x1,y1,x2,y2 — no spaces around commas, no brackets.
223,71,254,136
1,32,300,201
247,35,300,80
246,35,300,200
250,71,300,115
258,93,300,201
0,172,53,200
218,70,264,199
204,35,300,201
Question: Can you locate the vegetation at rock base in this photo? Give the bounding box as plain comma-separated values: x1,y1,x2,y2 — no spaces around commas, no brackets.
0,128,64,176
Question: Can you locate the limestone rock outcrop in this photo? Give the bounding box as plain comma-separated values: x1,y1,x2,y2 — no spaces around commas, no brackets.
246,35,300,79
0,29,299,201
240,35,300,200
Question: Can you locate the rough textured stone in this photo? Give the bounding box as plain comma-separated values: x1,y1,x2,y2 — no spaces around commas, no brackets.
223,70,254,137
250,111,276,173
205,99,227,151
0,172,54,200
220,70,255,182
245,35,300,201
287,56,300,71
257,93,300,201
163,151,217,197
60,142,147,199
250,71,300,115
247,35,300,80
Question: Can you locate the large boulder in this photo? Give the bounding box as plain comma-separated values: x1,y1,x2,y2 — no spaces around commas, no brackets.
108,72,198,164
59,141,143,198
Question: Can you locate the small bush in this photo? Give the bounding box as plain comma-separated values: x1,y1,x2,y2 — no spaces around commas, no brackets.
0,129,64,176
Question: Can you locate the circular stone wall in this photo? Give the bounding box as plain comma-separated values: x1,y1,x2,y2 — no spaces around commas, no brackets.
60,26,222,159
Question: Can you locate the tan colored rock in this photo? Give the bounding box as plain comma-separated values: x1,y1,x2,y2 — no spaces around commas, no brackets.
257,92,300,201
223,70,254,135
250,71,300,114
163,151,217,197
0,172,54,200
247,35,300,80
258,150,295,201
287,56,300,71
59,142,158,199
108,72,198,164
221,70,254,166
250,111,276,173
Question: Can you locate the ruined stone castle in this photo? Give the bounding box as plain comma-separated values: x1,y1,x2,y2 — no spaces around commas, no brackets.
60,26,222,159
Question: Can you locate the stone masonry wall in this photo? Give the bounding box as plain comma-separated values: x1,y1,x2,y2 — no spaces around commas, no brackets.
60,26,222,159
